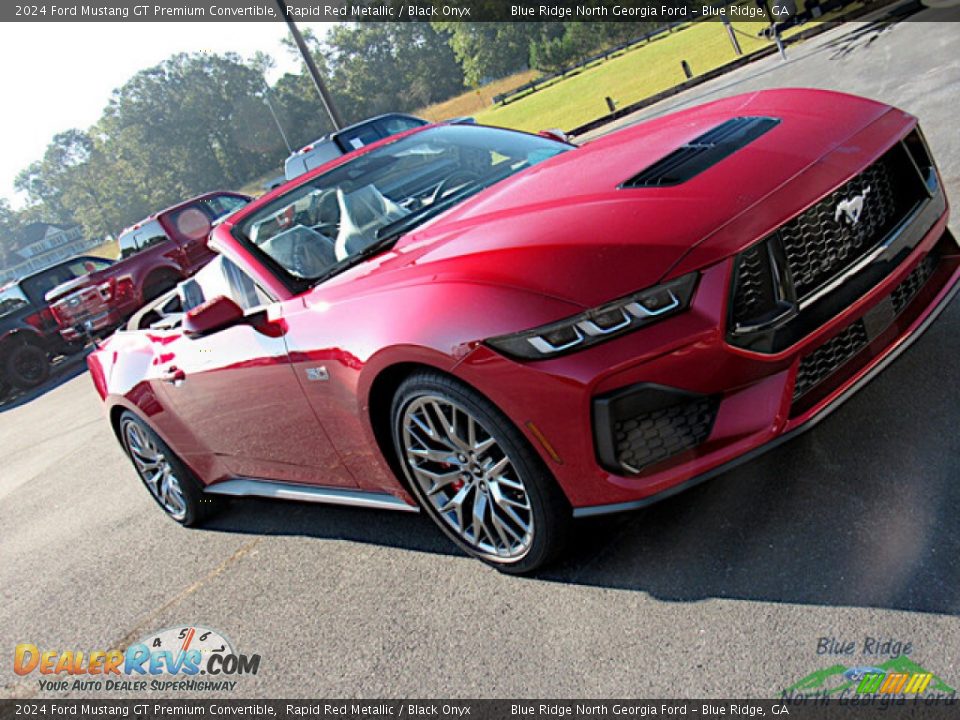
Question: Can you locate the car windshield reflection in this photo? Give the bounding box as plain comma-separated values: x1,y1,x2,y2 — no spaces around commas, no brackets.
237,125,570,283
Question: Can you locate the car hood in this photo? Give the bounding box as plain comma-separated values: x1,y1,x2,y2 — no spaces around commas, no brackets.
385,89,896,309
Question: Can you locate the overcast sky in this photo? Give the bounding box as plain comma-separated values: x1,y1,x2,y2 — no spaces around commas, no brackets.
0,21,333,207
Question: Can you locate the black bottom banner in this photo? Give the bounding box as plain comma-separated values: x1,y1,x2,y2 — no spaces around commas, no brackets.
2,699,960,720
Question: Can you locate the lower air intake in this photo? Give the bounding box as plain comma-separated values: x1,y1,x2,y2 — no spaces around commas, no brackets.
614,398,719,473
593,384,720,475
793,321,869,402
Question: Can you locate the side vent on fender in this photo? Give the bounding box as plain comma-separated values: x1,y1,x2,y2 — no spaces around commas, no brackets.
622,116,780,188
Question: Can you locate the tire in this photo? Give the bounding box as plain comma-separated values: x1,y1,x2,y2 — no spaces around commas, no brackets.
391,371,570,574
4,342,50,389
118,411,220,526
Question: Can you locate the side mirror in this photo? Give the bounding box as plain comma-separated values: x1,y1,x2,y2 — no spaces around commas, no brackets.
183,295,244,338
538,128,569,143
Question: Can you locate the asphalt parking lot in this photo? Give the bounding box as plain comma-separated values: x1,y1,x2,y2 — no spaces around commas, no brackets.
2,10,959,699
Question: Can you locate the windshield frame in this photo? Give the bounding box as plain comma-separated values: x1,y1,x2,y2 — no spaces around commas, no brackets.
231,124,572,296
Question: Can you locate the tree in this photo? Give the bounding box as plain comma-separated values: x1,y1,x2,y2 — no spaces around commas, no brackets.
0,199,25,269
432,23,550,86
16,52,291,239
323,23,465,120
14,129,91,225
275,27,340,145
270,68,337,151
101,53,281,194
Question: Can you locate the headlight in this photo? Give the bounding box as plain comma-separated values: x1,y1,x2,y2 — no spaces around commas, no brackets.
486,273,698,360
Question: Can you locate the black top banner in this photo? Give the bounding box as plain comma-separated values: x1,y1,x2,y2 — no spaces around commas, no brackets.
3,0,950,23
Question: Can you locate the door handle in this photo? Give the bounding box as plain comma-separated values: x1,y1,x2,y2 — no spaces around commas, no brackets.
161,366,186,384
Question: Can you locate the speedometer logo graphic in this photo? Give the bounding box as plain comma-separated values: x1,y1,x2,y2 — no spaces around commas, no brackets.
135,625,234,673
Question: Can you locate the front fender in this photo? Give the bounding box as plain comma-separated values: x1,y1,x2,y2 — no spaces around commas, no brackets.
300,279,584,414
281,280,582,496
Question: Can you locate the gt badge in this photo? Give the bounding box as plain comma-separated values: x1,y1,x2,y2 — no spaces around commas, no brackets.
305,366,329,381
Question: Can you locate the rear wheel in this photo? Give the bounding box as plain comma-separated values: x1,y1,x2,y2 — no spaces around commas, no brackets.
4,342,50,389
391,371,570,573
119,411,220,526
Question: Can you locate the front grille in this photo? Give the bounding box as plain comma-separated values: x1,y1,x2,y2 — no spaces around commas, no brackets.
613,397,719,473
780,152,907,298
793,321,868,401
729,130,936,353
792,251,939,404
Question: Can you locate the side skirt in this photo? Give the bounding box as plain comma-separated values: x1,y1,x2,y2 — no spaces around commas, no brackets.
205,478,419,512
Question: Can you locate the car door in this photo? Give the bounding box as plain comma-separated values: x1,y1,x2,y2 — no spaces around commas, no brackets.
151,260,356,488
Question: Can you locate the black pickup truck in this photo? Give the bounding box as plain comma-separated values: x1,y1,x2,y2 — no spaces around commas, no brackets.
0,256,111,392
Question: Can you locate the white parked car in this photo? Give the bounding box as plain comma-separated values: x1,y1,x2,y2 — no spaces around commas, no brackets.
283,114,428,181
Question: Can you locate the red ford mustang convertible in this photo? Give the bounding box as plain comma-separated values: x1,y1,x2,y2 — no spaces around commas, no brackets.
89,89,959,572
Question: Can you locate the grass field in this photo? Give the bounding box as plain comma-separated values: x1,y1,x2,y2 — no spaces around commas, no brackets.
87,237,119,261
417,71,541,122
468,21,804,132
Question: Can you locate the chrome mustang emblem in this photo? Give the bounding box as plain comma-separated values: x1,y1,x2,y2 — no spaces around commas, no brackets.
834,186,871,226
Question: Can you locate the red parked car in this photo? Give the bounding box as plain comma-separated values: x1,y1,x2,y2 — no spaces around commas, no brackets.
47,192,250,341
87,90,958,572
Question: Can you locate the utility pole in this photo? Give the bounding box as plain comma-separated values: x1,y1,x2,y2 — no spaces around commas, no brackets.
273,0,344,130
262,79,292,154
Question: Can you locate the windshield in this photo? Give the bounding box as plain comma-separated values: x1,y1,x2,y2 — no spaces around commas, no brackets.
236,124,570,286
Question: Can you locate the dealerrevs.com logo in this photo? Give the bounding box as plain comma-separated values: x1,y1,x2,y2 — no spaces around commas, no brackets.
14,625,261,693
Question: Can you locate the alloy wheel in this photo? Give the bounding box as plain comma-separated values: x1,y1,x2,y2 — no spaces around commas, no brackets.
123,420,188,521
400,395,534,561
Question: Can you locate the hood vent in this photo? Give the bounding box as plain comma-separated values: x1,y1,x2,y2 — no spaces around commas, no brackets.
623,116,780,188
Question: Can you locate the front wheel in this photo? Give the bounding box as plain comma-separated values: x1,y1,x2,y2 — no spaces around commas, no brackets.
5,342,50,389
391,372,570,573
119,411,220,526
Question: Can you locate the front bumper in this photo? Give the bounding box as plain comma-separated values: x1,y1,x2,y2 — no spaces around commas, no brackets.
456,217,960,514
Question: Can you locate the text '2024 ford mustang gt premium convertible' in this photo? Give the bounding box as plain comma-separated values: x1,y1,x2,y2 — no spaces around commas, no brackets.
88,89,959,572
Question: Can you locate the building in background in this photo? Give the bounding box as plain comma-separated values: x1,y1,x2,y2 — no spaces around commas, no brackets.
1,222,105,283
